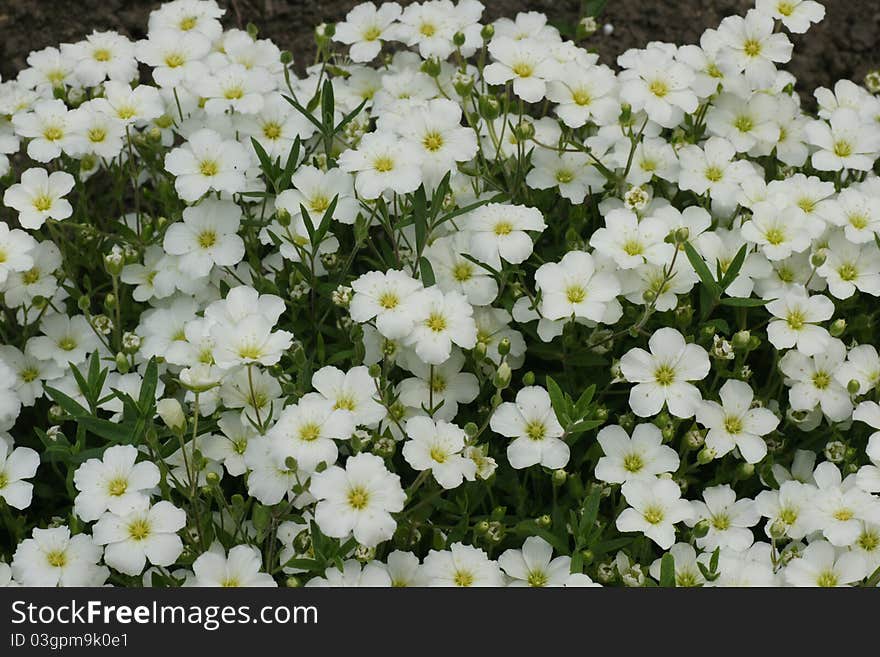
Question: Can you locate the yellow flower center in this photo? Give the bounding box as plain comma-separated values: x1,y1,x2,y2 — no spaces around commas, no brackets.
643,506,665,525
197,230,217,248
512,62,534,78
422,131,444,152
127,519,151,541
347,486,370,510
527,570,548,586
262,122,282,140
654,364,676,386
724,415,743,434
743,39,762,57
88,127,107,143
33,194,53,212
572,89,592,106
711,514,731,531
452,262,473,282
93,48,112,62
298,422,322,442
429,446,448,463
816,571,838,587
623,453,644,473
837,263,858,281
199,159,219,176
566,285,586,304
373,156,394,173
704,166,723,182
812,371,831,390
164,53,185,68
765,227,785,245
649,80,669,98
43,126,63,141
453,569,475,586
224,86,244,100
378,291,399,309
107,477,128,496
46,550,67,568
525,420,546,441
833,141,853,158
179,16,198,30
426,313,447,333
363,25,382,41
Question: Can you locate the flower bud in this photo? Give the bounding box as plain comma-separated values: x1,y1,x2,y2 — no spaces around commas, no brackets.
768,519,788,540
522,371,535,386
157,398,185,433
115,352,130,374
732,330,751,350
829,318,846,337
810,249,827,268
78,294,91,313
280,50,294,65
463,422,479,437
122,331,141,354
685,428,705,449
674,227,690,243
692,519,710,538
497,337,511,356
372,436,396,459
285,576,302,587
475,520,490,534
848,379,861,395
493,362,512,389
536,514,552,528
480,24,495,41
452,31,466,47
696,447,716,464
205,471,220,486
420,57,442,78
736,462,755,479
276,206,291,227
552,469,567,487
513,120,535,142
823,440,846,463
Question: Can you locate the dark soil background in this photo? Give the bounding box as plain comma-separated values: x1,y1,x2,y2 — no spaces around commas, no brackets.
0,1,878,95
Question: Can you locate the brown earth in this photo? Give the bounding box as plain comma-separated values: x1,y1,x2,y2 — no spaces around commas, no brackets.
0,0,878,97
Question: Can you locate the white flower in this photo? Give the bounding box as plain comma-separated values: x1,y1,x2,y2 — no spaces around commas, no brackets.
0,224,37,287
276,165,359,225
499,536,598,587
136,30,211,88
196,63,274,116
164,128,251,202
534,250,620,323
595,423,679,484
3,167,74,230
779,339,852,423
312,365,386,428
766,292,834,356
306,560,392,587
756,480,814,540
484,37,560,103
806,108,880,172
755,0,825,33
816,232,880,299
648,543,705,587
619,328,710,418
617,477,694,549
696,379,779,463
716,9,793,88
189,544,276,587
163,198,245,277
424,233,498,306
333,1,402,62
852,402,880,493
490,386,568,470
546,63,619,128
421,542,504,586
0,442,39,510
402,416,476,489
310,452,405,547
467,203,546,269
93,500,186,576
349,269,423,340
784,540,867,587
397,348,479,421
404,287,477,365
687,484,760,551
619,48,698,128
266,393,355,473
825,187,880,244
741,200,824,261
337,131,422,199
590,208,673,270
677,137,751,210
836,346,880,396
27,314,102,369
396,98,478,186
526,149,606,203
806,461,880,546
12,527,108,587
12,99,79,162
73,445,160,522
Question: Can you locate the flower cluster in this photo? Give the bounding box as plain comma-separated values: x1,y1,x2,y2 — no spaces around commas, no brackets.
1,0,879,588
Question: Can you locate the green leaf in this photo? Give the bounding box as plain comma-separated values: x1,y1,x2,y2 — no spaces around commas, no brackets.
719,244,748,291
719,296,768,308
545,376,571,423
684,242,720,295
419,257,436,286
579,487,601,541
565,418,604,436
138,358,159,417
574,384,596,416
45,385,89,417
659,553,676,587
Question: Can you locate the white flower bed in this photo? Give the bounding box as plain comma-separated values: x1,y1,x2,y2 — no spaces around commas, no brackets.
1,0,879,588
